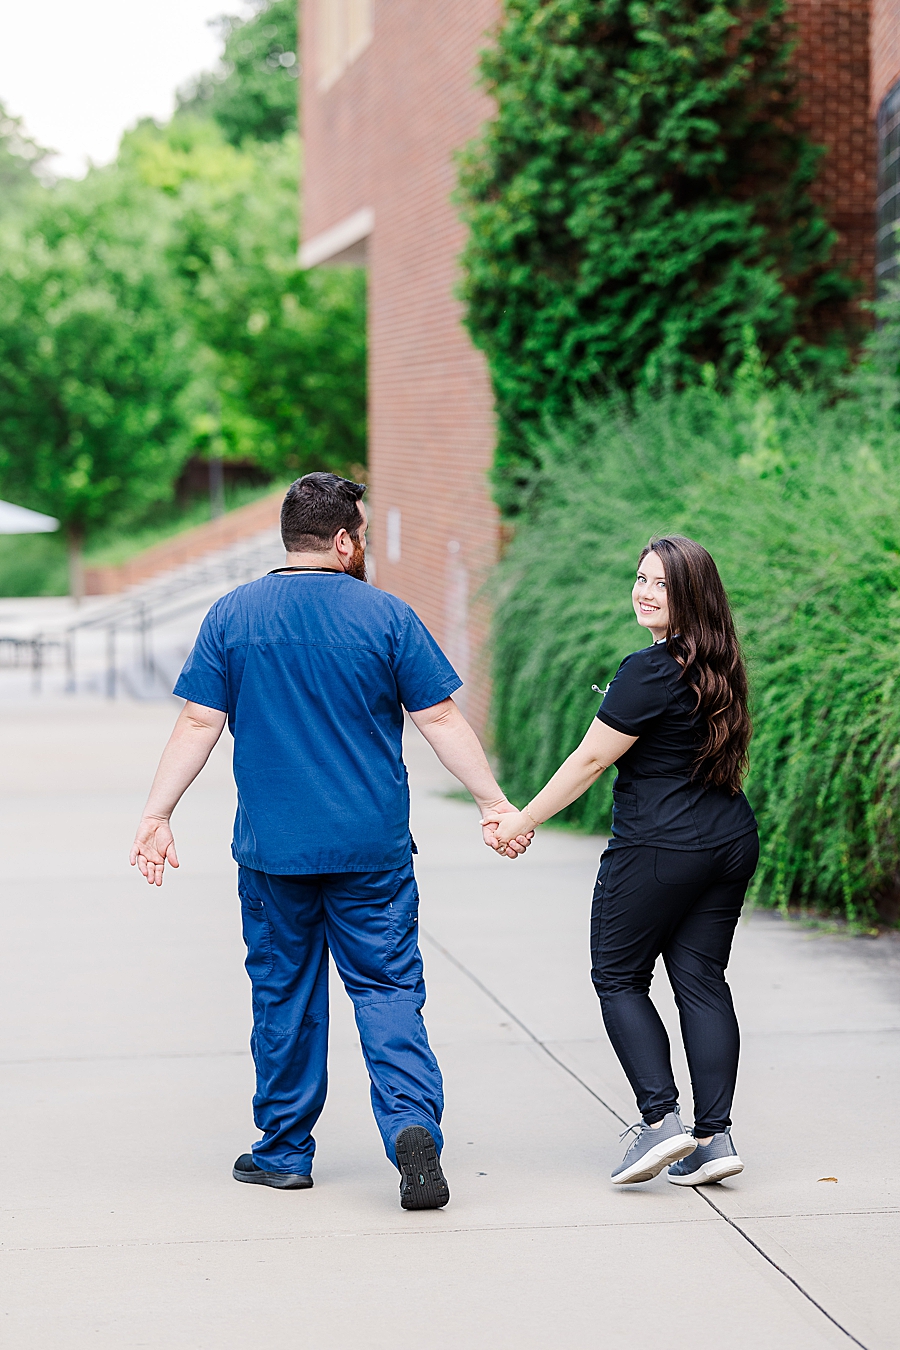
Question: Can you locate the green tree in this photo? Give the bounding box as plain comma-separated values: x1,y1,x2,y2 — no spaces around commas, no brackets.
0,100,52,219
121,117,366,478
0,3,365,600
459,0,857,500
0,171,194,596
178,0,299,144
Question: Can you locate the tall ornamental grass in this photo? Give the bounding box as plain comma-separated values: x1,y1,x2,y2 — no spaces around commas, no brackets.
493,377,900,923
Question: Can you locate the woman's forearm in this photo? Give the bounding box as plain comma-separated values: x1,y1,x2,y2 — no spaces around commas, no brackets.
526,753,605,824
524,720,638,826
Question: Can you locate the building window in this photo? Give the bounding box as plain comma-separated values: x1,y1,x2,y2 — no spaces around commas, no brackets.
386,508,401,563
318,0,373,90
876,79,900,287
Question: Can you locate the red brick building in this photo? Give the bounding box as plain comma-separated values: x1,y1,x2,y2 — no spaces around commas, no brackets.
873,0,900,280
300,0,900,731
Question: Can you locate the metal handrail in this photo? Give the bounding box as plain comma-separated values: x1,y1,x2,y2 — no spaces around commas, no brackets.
64,527,282,699
0,526,283,700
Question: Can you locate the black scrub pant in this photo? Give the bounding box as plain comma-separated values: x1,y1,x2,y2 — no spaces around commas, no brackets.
590,831,759,1137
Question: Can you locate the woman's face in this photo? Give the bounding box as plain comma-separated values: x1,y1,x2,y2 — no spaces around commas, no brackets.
632,550,669,640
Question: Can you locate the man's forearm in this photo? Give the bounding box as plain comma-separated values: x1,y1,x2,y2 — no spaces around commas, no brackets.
141,704,225,819
411,705,506,809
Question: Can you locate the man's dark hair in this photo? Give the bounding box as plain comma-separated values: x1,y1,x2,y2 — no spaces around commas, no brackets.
281,472,367,552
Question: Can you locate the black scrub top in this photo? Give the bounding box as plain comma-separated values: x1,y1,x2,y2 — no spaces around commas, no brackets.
597,642,757,851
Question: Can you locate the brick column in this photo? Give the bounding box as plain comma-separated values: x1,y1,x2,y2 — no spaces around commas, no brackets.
789,0,876,298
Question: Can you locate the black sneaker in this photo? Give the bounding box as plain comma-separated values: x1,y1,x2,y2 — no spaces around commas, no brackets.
232,1153,313,1190
395,1126,450,1211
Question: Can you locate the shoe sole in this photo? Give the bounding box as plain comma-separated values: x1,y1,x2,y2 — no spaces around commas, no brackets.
668,1157,744,1186
612,1134,697,1185
396,1126,450,1211
232,1167,313,1190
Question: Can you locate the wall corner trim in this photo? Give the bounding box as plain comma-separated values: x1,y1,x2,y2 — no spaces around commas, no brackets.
299,207,374,268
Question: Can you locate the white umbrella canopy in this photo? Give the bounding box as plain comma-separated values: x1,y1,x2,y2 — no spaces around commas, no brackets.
0,500,59,534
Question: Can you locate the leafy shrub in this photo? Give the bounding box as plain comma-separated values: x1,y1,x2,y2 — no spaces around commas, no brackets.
493,374,900,923
458,0,857,501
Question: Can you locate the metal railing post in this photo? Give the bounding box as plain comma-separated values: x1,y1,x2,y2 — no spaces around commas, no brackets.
106,626,116,699
138,603,156,687
65,632,76,694
31,634,43,695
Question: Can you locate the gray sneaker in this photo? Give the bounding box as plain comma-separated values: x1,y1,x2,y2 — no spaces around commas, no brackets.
611,1108,696,1185
667,1129,743,1186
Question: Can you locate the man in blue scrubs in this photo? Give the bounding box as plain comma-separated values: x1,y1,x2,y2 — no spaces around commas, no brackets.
130,473,530,1210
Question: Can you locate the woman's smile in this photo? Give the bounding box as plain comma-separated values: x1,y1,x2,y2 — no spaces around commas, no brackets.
632,550,670,638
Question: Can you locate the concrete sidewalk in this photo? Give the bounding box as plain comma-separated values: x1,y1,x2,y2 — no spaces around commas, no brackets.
0,700,897,1349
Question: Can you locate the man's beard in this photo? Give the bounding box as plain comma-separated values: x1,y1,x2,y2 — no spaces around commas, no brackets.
345,537,367,581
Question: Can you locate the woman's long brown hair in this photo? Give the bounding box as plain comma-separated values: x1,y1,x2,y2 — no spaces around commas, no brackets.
639,536,751,794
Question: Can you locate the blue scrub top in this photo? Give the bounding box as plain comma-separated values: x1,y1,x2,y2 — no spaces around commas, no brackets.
173,572,462,875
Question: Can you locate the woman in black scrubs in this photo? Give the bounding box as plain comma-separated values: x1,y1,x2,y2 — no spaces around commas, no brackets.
487,535,757,1186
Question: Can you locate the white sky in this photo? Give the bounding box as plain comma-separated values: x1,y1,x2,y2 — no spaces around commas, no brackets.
0,0,256,178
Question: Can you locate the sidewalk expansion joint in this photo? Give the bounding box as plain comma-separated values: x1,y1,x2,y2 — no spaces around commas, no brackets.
0,1050,250,1066
732,1207,899,1221
0,1215,720,1256
422,927,872,1350
692,1189,870,1349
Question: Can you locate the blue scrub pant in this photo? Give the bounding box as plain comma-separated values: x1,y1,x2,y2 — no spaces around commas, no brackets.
238,861,444,1175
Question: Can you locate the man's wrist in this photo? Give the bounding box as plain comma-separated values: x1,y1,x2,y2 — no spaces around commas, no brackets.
475,794,511,815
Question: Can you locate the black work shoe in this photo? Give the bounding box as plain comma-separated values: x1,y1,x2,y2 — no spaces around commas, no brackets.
395,1126,450,1211
232,1153,313,1190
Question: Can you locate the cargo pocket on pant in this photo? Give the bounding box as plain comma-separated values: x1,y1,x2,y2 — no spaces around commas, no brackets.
590,851,616,984
239,891,274,980
386,887,420,972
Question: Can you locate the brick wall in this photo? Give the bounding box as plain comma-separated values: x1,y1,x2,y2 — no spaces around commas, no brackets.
872,0,900,113
302,0,502,735
789,0,876,296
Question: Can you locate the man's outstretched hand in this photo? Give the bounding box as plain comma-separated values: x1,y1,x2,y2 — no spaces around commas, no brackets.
480,801,534,859
130,816,179,886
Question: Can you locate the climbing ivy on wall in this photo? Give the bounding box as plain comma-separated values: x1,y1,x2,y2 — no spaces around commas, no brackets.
458,0,858,500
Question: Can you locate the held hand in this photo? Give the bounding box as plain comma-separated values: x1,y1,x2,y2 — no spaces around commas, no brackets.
129,816,179,887
482,808,537,851
479,801,535,859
